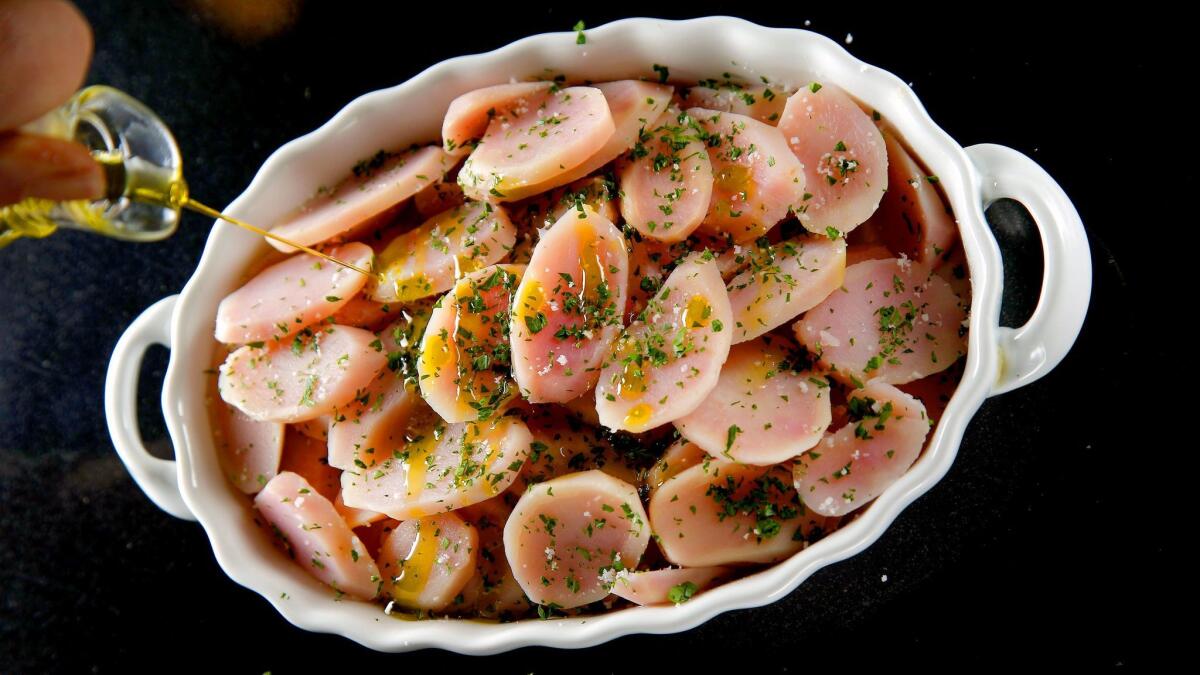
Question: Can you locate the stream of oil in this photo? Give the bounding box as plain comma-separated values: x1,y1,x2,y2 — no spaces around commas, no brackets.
178,196,377,280
0,179,378,281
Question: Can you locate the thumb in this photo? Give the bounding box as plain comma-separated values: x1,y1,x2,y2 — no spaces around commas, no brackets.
0,132,105,206
0,0,94,129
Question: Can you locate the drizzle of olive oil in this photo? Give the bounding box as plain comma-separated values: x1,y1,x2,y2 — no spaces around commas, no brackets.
418,323,453,373
575,223,607,301
176,192,376,279
715,164,754,213
681,295,712,329
402,430,439,498
419,277,515,420
747,350,782,383
624,403,653,429
1,172,378,282
614,338,647,401
390,519,439,608
516,280,547,324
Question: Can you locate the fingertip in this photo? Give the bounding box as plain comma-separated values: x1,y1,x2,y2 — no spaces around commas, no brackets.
0,133,105,206
0,0,95,129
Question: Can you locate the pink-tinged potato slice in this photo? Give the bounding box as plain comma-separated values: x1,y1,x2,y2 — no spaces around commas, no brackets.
327,304,433,469
794,382,930,517
335,492,386,530
269,145,452,252
609,566,729,606
681,81,789,124
326,369,423,471
726,234,846,343
493,81,675,204
554,81,674,184
378,512,478,612
503,470,650,609
618,108,713,242
513,406,641,495
650,462,829,566
215,243,374,345
329,295,398,329
595,254,732,433
845,243,894,267
689,107,808,243
413,178,467,219
368,201,517,304
458,87,614,202
419,265,524,423
279,427,339,499
255,471,381,600
675,336,832,465
510,206,629,403
794,258,967,386
218,325,388,423
442,82,555,156
456,497,533,619
339,414,533,519
778,83,888,236
646,438,707,493
870,131,957,266
210,397,283,494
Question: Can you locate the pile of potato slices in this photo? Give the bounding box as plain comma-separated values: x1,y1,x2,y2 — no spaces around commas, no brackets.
210,73,968,618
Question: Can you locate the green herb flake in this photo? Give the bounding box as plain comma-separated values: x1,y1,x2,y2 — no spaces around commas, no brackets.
299,374,319,407
524,312,548,334
725,424,743,456
667,581,699,604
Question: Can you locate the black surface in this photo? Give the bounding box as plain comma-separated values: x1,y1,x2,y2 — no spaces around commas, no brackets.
0,4,1179,672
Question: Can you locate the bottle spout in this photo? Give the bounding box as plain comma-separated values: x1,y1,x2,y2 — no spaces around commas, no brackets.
7,85,186,242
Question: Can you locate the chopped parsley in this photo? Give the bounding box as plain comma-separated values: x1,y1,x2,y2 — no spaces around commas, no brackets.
667,581,699,604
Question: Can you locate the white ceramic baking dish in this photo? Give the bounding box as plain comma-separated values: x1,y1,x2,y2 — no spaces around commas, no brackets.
104,16,1091,653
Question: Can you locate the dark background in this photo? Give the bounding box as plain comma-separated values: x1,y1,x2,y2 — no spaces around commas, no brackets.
0,3,1180,672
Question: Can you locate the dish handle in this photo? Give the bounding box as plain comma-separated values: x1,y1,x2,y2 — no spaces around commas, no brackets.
104,294,196,520
966,144,1091,396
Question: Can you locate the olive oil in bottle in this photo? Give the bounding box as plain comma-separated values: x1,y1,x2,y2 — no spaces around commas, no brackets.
0,85,374,279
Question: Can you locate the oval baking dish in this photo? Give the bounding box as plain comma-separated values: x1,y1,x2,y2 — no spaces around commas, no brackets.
104,16,1090,653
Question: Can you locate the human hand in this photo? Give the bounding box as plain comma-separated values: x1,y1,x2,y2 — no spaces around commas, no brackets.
0,0,104,207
